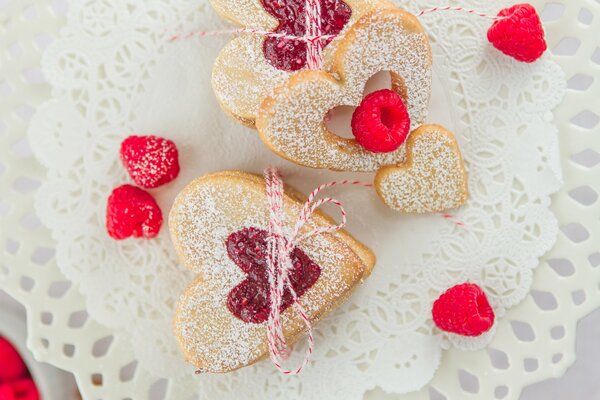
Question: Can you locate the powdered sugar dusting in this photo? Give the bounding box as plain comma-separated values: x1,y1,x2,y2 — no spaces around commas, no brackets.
376,125,468,213
169,172,373,372
120,135,180,189
213,35,289,125
211,0,386,125
342,10,432,131
257,9,432,172
209,0,278,29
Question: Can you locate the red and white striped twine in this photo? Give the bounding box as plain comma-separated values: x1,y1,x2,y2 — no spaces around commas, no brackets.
169,4,502,69
168,28,336,45
417,6,501,20
262,167,465,374
263,167,372,374
439,212,466,228
305,0,324,70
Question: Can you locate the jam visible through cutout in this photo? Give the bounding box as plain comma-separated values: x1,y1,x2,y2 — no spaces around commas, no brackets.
226,227,322,324
261,0,352,71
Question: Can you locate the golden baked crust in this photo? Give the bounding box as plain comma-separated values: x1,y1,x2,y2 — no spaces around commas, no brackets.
256,8,432,171
169,171,375,373
375,124,469,213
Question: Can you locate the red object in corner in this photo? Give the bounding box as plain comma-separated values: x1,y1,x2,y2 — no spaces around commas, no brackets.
0,338,27,383
0,379,39,400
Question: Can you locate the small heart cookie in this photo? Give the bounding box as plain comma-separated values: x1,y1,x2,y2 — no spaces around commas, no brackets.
375,125,469,213
257,8,432,171
169,171,375,373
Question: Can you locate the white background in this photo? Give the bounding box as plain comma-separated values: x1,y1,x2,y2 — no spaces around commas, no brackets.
1,0,598,399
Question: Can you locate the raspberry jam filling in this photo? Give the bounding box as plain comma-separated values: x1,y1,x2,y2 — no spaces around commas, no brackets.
261,0,352,71
226,227,321,324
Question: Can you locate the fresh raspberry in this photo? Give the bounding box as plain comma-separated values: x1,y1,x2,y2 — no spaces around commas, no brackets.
0,379,39,400
106,185,163,240
487,4,547,63
120,135,180,189
0,338,27,382
432,283,495,337
351,89,411,153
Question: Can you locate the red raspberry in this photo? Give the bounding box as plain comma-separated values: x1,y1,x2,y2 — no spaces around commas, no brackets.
432,283,495,337
488,4,547,63
120,135,180,189
0,379,39,400
0,338,27,382
106,185,163,240
351,89,411,153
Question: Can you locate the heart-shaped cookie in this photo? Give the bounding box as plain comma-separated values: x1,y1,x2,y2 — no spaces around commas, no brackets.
211,0,386,126
169,171,375,373
256,8,432,171
375,124,469,213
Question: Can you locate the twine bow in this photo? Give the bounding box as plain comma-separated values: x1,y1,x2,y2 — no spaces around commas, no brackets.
263,167,371,374
170,0,330,70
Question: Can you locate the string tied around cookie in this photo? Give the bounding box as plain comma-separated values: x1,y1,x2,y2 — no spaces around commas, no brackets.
416,6,502,19
263,167,372,374
419,3,546,63
170,0,329,70
170,3,545,65
305,0,324,70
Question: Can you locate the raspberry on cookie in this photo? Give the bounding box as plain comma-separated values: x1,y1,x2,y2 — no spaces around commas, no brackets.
257,8,432,172
351,89,411,153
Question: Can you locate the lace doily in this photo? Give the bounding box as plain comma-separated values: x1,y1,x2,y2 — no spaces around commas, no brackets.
26,0,565,397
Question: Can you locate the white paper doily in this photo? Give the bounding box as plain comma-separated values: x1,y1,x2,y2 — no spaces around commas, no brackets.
1,0,599,399
28,0,565,394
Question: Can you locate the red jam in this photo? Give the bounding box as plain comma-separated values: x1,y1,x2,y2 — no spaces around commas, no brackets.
261,0,352,71
226,227,321,324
